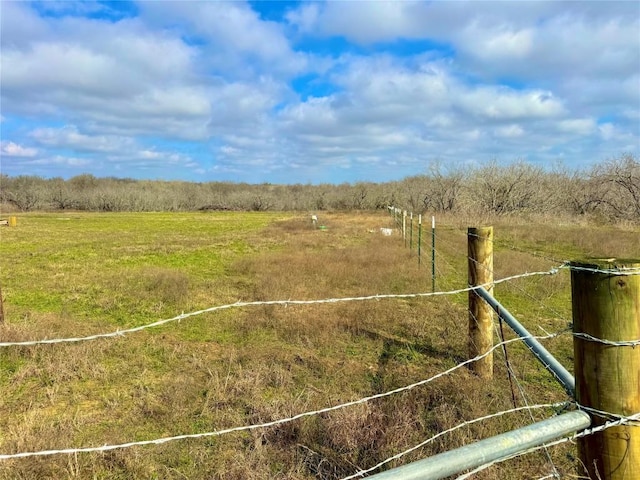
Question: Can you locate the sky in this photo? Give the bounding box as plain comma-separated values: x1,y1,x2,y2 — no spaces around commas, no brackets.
1,1,639,185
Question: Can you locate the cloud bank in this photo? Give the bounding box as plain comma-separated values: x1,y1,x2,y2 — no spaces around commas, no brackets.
1,1,638,183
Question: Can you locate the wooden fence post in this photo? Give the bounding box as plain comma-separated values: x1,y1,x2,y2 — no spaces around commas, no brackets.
468,227,494,379
571,259,640,480
402,211,407,246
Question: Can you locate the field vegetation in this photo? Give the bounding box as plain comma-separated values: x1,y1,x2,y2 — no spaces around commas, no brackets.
0,209,638,479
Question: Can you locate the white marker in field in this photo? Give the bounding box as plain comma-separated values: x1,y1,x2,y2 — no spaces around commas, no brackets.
311,214,318,227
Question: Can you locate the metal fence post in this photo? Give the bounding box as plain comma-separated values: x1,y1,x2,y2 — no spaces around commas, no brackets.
409,212,413,250
571,259,640,480
417,215,422,267
431,216,435,292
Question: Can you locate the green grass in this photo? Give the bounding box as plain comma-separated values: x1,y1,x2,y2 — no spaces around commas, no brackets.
0,211,637,479
0,212,280,324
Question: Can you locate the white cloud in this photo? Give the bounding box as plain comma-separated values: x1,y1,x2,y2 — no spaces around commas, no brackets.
597,123,636,145
103,148,199,172
459,88,565,120
495,124,525,138
280,55,566,147
0,1,637,182
139,1,308,77
47,155,92,167
0,5,212,141
315,2,425,44
0,141,38,157
2,17,196,95
0,1,50,48
30,125,135,152
558,118,597,135
285,3,320,34
460,25,534,61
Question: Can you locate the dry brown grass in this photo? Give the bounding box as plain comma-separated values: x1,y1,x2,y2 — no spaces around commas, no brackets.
0,211,637,479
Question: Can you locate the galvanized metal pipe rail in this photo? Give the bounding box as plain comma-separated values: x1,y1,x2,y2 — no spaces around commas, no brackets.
366,410,591,479
476,286,575,397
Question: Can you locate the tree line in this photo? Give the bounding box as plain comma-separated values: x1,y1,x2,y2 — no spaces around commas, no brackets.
1,154,638,222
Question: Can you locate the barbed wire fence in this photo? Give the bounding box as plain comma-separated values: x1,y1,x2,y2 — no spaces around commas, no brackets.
0,210,637,479
414,223,568,478
386,207,639,479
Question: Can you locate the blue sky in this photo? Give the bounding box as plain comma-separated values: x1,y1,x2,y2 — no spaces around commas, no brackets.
1,1,638,184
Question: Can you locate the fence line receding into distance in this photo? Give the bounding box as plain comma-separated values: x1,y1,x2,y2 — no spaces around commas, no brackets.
0,209,638,479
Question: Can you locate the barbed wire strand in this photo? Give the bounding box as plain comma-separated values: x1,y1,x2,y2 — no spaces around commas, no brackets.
340,402,570,480
0,333,563,460
0,267,563,348
467,247,569,480
466,232,640,275
468,255,574,350
4,218,635,473
433,243,467,291
491,321,561,479
467,258,640,347
573,332,640,347
566,265,640,276
466,231,569,265
576,404,640,424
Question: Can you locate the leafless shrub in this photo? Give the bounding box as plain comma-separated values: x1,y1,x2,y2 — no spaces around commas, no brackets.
591,153,640,220
2,155,638,222
466,160,548,215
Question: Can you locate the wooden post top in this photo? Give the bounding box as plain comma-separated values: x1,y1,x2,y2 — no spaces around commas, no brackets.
569,258,640,270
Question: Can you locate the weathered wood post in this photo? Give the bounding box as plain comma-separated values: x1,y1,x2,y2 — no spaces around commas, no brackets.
402,210,407,247
468,227,494,379
571,259,640,480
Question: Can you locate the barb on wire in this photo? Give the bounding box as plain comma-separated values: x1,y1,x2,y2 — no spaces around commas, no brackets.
468,256,574,339
0,266,564,348
340,402,569,480
564,264,640,276
0,333,565,460
576,404,640,424
573,331,640,347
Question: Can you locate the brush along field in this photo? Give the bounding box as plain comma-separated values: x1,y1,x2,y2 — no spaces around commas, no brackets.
0,211,638,479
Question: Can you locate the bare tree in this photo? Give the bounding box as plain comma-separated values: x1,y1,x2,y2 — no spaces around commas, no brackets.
399,175,428,212
468,161,546,215
48,178,77,210
351,182,370,210
423,162,465,213
593,154,640,220
2,176,45,211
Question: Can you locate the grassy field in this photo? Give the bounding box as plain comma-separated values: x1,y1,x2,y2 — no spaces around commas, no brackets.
0,211,637,479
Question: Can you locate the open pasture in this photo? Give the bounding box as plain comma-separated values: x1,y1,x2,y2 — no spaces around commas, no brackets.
0,211,638,479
